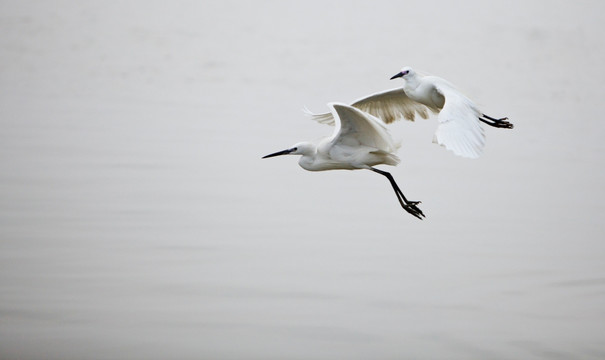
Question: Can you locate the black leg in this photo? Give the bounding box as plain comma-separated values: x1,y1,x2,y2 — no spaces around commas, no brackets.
479,113,513,129
371,168,425,220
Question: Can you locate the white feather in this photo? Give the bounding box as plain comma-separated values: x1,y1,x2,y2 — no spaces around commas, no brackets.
305,67,504,159
431,79,485,159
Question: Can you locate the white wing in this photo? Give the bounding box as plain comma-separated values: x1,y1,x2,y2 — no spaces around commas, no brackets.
328,103,400,154
431,80,485,159
306,88,435,126
306,79,486,159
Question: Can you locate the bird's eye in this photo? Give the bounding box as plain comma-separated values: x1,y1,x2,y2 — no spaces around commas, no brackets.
292,147,297,151
402,70,409,75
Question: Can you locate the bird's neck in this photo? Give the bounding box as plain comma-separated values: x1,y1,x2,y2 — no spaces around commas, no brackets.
298,153,319,171
403,76,421,92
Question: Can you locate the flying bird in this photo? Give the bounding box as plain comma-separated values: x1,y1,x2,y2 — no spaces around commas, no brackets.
305,66,513,159
263,103,425,220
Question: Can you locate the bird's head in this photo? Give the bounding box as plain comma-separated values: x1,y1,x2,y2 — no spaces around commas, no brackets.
390,66,414,80
262,142,315,159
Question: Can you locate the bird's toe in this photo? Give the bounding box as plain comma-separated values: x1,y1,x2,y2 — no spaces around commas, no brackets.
404,203,425,219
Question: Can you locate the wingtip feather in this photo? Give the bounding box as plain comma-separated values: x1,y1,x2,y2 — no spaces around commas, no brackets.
304,105,336,125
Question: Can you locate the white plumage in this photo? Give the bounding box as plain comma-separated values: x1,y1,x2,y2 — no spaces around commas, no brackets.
263,103,424,219
305,66,512,159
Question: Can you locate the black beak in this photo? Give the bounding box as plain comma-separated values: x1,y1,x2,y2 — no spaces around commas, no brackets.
390,72,404,80
262,148,294,159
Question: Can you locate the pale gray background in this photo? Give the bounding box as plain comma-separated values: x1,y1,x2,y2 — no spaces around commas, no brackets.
1,1,604,359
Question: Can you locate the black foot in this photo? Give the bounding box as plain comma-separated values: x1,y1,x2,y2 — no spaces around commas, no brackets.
480,114,514,129
403,201,425,220
370,167,426,220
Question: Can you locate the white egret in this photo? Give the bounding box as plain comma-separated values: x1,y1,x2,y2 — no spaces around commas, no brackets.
263,103,425,220
305,66,513,159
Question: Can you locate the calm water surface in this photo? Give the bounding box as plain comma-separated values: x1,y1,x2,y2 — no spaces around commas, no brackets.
1,1,605,359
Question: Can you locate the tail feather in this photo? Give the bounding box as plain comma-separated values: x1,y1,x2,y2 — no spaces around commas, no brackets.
370,150,401,166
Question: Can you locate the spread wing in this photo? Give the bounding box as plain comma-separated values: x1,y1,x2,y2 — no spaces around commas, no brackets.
306,82,486,159
327,103,399,154
432,80,485,159
305,88,435,126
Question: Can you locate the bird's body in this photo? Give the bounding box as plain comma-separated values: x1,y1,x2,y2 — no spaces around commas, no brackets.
295,104,400,172
263,103,424,219
305,67,512,159
296,140,399,172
